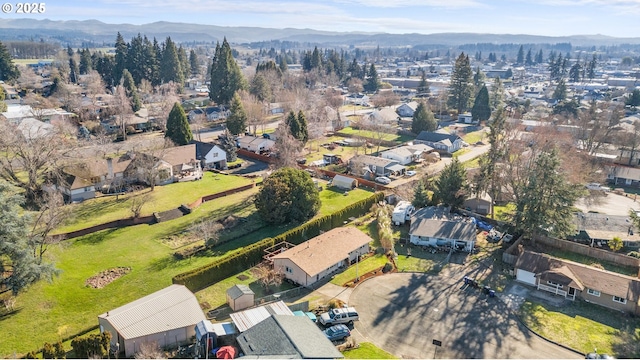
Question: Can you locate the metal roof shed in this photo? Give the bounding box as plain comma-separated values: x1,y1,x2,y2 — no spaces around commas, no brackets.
98,284,205,358
332,174,358,190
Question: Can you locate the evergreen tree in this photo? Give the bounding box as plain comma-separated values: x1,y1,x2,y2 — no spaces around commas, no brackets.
525,48,533,66
569,61,582,82
627,89,640,108
178,45,190,80
411,102,437,134
447,53,474,113
189,49,199,76
535,49,544,64
68,57,79,84
165,102,192,145
160,37,184,86
0,85,7,112
434,158,467,210
417,71,430,94
516,45,524,65
347,58,363,80
209,38,247,105
122,69,141,112
473,66,485,90
471,85,491,123
513,147,583,238
489,76,504,110
285,110,301,140
126,34,145,85
297,110,309,144
0,42,20,81
586,54,597,80
310,46,322,70
151,38,162,86
412,179,430,208
113,32,128,85
250,73,271,102
279,55,288,73
94,54,115,87
79,48,92,75
364,63,379,93
477,106,507,218
0,181,58,295
552,79,567,101
219,129,238,163
226,92,247,136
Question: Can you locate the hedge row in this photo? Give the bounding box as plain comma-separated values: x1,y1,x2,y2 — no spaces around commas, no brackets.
172,191,384,292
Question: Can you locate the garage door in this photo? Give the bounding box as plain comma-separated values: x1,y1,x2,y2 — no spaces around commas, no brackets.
516,269,536,286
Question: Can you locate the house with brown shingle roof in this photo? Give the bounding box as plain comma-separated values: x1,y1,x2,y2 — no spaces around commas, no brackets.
515,251,640,314
271,227,372,287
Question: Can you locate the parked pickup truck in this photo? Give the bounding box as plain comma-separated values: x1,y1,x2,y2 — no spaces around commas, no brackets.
319,307,359,326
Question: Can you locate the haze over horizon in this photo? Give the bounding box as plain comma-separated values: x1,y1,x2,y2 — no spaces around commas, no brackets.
6,0,640,38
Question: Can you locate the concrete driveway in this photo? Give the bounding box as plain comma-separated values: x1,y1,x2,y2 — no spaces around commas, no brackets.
576,192,639,216
349,273,581,359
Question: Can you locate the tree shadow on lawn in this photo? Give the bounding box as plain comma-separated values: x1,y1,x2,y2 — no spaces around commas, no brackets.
73,228,119,245
148,254,189,272
0,307,22,322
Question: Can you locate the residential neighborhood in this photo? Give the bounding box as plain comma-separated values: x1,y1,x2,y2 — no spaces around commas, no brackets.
4,4,640,360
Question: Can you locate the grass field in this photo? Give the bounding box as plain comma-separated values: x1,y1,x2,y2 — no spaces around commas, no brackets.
338,127,414,143
342,342,397,359
303,136,389,163
462,130,486,144
0,186,376,357
330,254,389,286
519,300,640,358
55,172,253,233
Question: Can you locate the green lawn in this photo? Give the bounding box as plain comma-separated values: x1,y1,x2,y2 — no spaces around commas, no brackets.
330,254,389,286
318,188,373,215
342,342,397,359
0,190,259,357
519,300,640,358
56,172,254,233
493,203,515,222
303,136,388,163
463,157,481,169
452,148,471,158
395,244,438,273
338,127,414,143
462,130,486,144
0,186,377,357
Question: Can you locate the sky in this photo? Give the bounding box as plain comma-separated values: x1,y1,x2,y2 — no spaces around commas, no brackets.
10,0,640,37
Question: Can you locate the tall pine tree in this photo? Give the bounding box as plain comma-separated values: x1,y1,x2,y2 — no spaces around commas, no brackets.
417,71,430,94
0,41,19,82
434,158,468,210
411,102,437,134
160,37,184,86
297,110,308,144
165,102,192,145
471,85,491,123
209,38,246,105
364,63,380,93
447,53,473,113
189,49,199,77
226,92,247,136
113,32,128,85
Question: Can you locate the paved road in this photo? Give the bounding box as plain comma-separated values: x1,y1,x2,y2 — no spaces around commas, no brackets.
349,272,581,359
576,192,640,216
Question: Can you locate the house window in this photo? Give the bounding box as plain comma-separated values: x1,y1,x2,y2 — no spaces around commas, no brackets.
547,281,563,288
285,266,293,274
213,153,218,157
613,296,627,304
587,289,600,297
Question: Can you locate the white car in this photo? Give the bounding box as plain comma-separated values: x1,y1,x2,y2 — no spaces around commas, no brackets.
586,183,609,192
375,176,391,185
405,170,417,177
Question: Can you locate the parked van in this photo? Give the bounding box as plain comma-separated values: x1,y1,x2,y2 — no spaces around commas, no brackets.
319,307,359,326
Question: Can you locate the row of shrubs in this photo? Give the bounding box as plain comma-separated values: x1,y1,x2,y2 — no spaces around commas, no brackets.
172,191,385,292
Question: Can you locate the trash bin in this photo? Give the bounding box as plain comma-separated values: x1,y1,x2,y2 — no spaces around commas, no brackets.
489,290,496,298
483,286,491,295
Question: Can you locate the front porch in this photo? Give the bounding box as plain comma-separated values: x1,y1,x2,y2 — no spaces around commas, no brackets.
537,283,576,301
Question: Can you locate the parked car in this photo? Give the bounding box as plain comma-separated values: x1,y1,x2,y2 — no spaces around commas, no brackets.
319,307,359,326
375,176,391,185
405,170,417,177
586,183,609,192
323,324,351,342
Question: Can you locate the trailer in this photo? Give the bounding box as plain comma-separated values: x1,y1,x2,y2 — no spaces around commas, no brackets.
392,201,415,226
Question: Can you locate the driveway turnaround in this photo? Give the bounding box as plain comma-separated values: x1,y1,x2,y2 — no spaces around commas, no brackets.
349,272,581,359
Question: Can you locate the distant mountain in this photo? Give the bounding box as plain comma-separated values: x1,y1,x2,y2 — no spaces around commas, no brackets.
1,18,640,47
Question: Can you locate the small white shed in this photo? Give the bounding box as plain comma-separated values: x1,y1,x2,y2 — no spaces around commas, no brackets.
331,175,358,190
226,284,255,311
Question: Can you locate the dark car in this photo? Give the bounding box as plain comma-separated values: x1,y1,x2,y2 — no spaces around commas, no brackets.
323,324,351,342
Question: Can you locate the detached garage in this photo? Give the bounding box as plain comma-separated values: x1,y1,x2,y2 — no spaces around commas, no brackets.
98,284,205,358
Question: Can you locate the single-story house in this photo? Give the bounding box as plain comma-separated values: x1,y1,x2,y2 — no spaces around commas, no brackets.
409,218,476,252
58,171,96,203
98,284,206,358
272,227,372,287
380,144,434,165
345,93,369,106
226,284,254,311
365,107,399,125
187,106,229,122
102,113,150,133
331,174,358,190
236,314,343,359
574,212,640,246
128,145,202,186
615,148,640,167
396,101,419,117
17,117,54,140
230,300,294,332
458,113,475,124
1,104,73,125
515,251,640,314
267,102,285,115
463,193,493,216
192,140,227,169
414,131,464,154
238,135,275,153
349,155,405,178
56,155,133,201
607,165,640,188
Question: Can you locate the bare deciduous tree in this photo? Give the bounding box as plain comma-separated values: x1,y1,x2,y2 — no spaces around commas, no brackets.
251,262,284,292
272,123,302,169
111,85,132,141
190,218,224,248
134,341,164,359
28,190,69,262
130,192,151,218
239,90,266,135
372,91,400,108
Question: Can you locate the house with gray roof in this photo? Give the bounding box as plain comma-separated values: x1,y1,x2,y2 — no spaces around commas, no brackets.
98,284,205,358
226,284,254,311
396,101,419,117
349,154,405,178
380,144,434,165
515,251,640,314
414,131,463,154
409,217,476,252
236,314,343,359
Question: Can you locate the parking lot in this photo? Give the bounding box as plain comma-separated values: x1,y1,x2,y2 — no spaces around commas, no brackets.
576,192,639,216
349,271,581,359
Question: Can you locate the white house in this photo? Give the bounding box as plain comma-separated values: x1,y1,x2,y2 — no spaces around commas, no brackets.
414,131,463,154
457,113,474,124
271,227,372,286
380,144,433,165
409,218,476,252
193,141,227,169
345,93,369,106
396,101,419,117
238,135,275,153
98,285,206,358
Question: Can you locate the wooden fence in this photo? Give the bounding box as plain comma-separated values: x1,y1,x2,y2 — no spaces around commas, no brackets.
533,234,640,268
238,149,274,163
